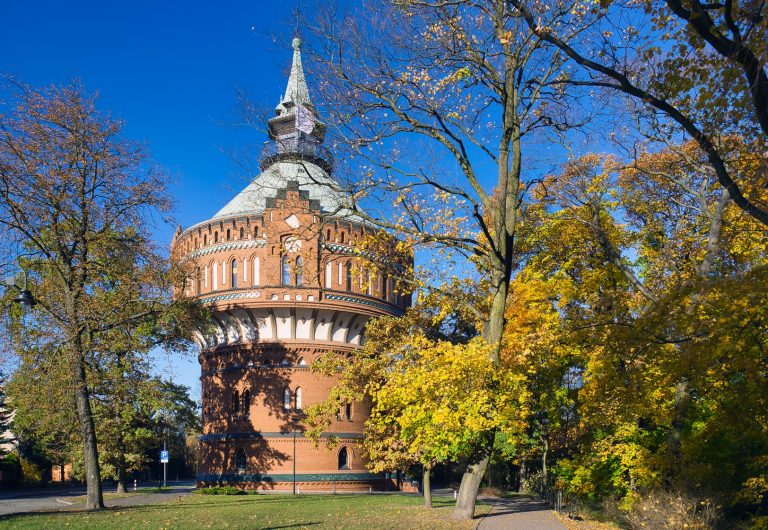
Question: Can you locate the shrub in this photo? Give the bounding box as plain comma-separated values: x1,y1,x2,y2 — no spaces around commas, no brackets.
199,486,247,495
624,491,719,530
19,457,43,487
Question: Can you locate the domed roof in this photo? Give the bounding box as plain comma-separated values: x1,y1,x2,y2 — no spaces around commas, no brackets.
212,160,360,222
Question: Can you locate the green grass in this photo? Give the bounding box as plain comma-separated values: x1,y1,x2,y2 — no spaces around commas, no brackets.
0,493,490,529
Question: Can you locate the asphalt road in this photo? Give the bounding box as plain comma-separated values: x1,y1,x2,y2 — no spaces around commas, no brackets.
0,481,196,516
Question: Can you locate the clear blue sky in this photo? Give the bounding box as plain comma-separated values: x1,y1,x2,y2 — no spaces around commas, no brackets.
1,0,316,399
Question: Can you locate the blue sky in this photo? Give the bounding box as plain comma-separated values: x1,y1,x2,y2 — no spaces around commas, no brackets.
1,1,318,399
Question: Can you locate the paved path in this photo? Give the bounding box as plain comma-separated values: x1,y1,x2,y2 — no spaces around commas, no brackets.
0,482,195,517
476,496,567,530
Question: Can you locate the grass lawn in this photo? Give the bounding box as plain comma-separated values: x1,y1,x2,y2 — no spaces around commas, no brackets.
0,493,489,529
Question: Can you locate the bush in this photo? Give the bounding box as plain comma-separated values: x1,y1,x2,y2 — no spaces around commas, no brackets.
199,486,247,495
19,457,43,487
479,486,504,498
624,491,719,530
520,470,546,495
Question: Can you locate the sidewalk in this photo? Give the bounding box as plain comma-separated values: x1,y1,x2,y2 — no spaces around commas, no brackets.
475,496,567,530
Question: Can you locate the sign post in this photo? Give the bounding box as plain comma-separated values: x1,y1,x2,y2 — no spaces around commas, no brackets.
160,446,169,488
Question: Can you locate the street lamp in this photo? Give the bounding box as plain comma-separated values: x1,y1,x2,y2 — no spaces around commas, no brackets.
5,269,36,310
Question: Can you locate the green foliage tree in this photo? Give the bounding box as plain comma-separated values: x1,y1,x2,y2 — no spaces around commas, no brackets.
0,79,198,509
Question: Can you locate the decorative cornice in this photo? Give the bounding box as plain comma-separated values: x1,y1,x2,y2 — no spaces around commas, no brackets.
325,293,403,316
187,239,267,259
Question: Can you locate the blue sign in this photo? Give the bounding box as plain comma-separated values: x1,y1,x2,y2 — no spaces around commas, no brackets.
160,450,169,463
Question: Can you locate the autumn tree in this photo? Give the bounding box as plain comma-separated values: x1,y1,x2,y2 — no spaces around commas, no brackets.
525,143,768,520
0,79,197,509
508,0,768,226
307,301,527,509
305,0,586,517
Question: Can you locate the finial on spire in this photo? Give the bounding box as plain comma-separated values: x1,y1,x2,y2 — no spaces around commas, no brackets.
277,33,311,112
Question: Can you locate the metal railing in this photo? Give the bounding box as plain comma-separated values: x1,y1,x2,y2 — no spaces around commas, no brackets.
260,137,334,172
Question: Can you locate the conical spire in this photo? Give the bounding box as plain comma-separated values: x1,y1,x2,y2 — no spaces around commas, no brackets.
277,37,311,114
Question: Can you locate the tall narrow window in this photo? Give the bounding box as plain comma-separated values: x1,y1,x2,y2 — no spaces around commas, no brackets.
382,273,388,301
325,262,332,288
230,259,237,288
232,390,240,414
326,229,331,241
242,389,250,419
203,234,208,246
295,256,304,286
226,229,231,241
340,232,345,244
235,448,247,473
213,262,219,290
283,388,292,411
253,227,259,238
253,257,260,286
239,227,244,239
214,232,219,243
345,403,352,421
365,270,372,295
295,387,303,411
196,267,202,294
281,255,291,286
345,262,352,291
338,447,349,470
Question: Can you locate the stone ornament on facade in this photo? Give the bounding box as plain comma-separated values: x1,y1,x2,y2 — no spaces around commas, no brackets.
173,37,411,491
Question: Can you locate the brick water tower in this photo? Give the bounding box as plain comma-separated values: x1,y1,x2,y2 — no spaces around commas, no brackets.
172,38,410,491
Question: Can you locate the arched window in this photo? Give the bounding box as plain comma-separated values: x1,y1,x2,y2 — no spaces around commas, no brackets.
365,270,372,295
338,447,349,470
281,255,291,286
253,227,259,238
340,232,345,244
235,448,247,473
253,257,260,286
226,229,231,241
297,357,307,367
325,262,332,288
230,259,237,288
345,403,352,421
283,388,292,411
242,389,250,419
203,234,208,246
214,232,219,243
232,390,240,414
326,229,331,241
196,267,202,294
295,256,304,286
239,227,244,239
295,387,303,411
345,262,352,291
213,261,219,290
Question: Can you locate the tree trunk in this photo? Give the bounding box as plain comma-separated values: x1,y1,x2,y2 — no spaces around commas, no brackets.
423,465,432,508
452,455,488,520
116,460,127,494
73,356,104,510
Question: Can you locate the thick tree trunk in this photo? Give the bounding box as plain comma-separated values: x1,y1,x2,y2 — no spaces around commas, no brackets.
452,455,488,519
73,357,104,510
423,465,432,508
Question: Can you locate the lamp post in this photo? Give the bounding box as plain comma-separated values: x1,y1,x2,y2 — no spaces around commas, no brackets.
292,427,297,495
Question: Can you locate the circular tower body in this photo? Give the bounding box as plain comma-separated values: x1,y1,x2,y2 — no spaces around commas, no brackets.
173,40,410,491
